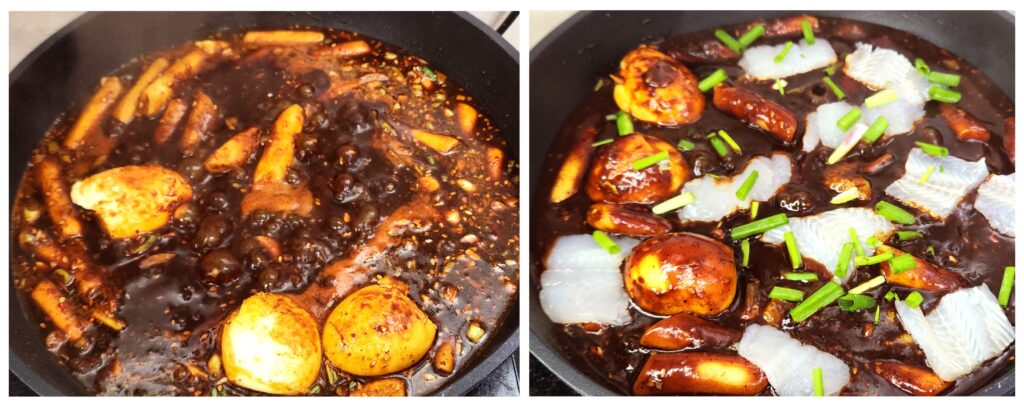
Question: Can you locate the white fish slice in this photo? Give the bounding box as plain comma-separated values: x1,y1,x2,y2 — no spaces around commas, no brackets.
975,173,1015,237
884,148,989,219
761,208,894,283
804,101,859,149
539,234,639,325
895,285,1015,381
738,324,851,396
739,39,838,80
844,43,925,94
861,96,926,136
677,154,793,224
802,112,820,152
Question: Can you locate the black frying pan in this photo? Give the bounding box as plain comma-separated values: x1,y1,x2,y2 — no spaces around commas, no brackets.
529,10,1014,396
8,11,519,396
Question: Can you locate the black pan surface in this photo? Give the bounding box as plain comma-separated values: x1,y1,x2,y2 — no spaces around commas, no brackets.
9,11,519,396
529,10,1014,396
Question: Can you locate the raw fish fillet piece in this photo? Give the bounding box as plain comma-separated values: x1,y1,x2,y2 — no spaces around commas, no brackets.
884,148,989,219
974,173,1015,237
803,86,925,151
761,208,894,283
895,285,1015,381
739,39,837,80
539,234,639,325
861,96,926,136
844,43,930,102
677,154,792,223
804,102,858,149
738,324,851,396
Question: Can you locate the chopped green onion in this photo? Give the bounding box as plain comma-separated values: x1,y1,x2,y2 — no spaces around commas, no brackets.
835,242,855,279
813,368,825,396
926,245,936,257
849,275,886,295
915,141,949,157
824,64,837,77
616,111,635,136
928,71,961,87
895,231,923,241
855,252,894,266
790,282,845,322
874,305,881,324
866,236,883,248
717,130,741,153
836,108,862,131
914,58,931,76
884,291,898,301
677,138,695,151
875,201,916,224
904,291,924,308
889,254,916,275
715,29,744,54
849,228,865,257
735,170,760,201
592,138,614,147
737,24,766,48
918,164,936,184
839,293,877,312
862,116,890,144
928,86,961,103
802,20,815,45
785,272,819,281
421,66,437,81
826,123,867,165
632,151,669,171
605,114,617,121
731,213,789,240
775,41,795,63
652,191,696,215
591,231,621,254
784,231,803,269
865,89,898,109
822,76,846,100
769,286,805,302
698,69,728,92
750,201,760,220
998,266,1014,308
830,188,860,204
773,78,787,95
741,239,751,267
709,135,729,157
594,78,606,91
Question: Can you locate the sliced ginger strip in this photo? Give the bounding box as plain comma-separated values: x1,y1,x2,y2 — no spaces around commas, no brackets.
64,76,124,149
411,129,460,153
112,57,169,124
204,127,260,172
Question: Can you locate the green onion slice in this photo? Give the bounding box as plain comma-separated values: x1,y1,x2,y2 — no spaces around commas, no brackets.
813,368,825,396
698,69,728,92
822,76,846,100
784,272,818,281
632,151,669,171
918,164,936,184
750,201,760,220
926,245,936,257
874,305,881,324
915,141,949,157
862,116,890,144
769,286,805,302
790,282,845,322
849,228,865,257
421,66,437,81
836,108,862,131
709,135,729,157
735,170,760,201
895,230,923,242
737,24,766,48
904,291,924,308
652,191,696,215
715,29,744,54
830,188,860,204
875,201,916,224
865,236,883,248
928,71,961,87
928,86,961,103
592,138,614,147
594,78,606,91
998,266,1014,308
835,242,855,279
677,138,695,151
824,64,837,77
889,254,916,275
784,231,803,269
838,293,877,312
616,111,635,136
741,239,751,267
855,252,894,266
717,130,742,153
914,58,931,76
865,89,898,109
591,231,621,254
849,275,886,295
802,20,815,45
775,41,795,63
884,291,898,301
731,213,789,240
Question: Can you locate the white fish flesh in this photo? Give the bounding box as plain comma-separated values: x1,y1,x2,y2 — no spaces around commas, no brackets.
844,43,931,103
539,234,639,325
761,208,894,283
895,285,1014,381
884,148,989,219
738,324,851,396
677,154,792,223
975,173,1015,237
739,39,837,80
803,101,858,149
860,96,926,136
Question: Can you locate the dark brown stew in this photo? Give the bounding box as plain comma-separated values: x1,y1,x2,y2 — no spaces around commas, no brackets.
12,28,518,396
533,16,1014,395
